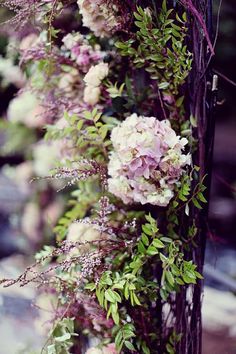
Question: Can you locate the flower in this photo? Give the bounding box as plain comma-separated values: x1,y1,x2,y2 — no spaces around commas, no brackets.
83,62,109,105
84,85,101,105
84,63,109,87
0,57,25,88
77,0,118,37
103,343,117,354
108,114,190,207
7,92,45,128
62,32,103,69
62,33,83,50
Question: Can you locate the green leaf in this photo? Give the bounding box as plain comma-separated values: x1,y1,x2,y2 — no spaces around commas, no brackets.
147,245,159,256
159,82,169,89
176,95,184,107
192,197,202,209
153,238,165,248
55,333,71,342
112,310,120,325
138,240,146,254
142,342,151,354
142,224,153,236
197,192,207,203
105,289,121,303
77,120,84,130
190,114,197,127
141,233,149,246
124,341,135,351
166,270,175,286
132,292,141,306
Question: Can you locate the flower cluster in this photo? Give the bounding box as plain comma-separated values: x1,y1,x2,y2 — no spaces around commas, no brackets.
77,0,119,37
108,114,190,207
83,62,109,105
62,32,103,70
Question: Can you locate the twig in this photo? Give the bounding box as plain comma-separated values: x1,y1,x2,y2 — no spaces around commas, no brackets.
213,69,236,88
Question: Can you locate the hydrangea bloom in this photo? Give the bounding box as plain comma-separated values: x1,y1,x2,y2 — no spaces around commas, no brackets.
108,114,190,207
77,0,119,37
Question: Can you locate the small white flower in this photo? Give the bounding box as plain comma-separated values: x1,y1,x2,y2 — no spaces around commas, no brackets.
62,33,83,50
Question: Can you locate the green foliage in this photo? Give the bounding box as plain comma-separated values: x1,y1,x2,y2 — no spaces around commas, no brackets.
45,109,118,161
165,331,182,354
46,318,77,354
35,245,55,265
115,2,192,95
54,181,101,241
0,121,36,156
86,214,202,352
114,323,136,352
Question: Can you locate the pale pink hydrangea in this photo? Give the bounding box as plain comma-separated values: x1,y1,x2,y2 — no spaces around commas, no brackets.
108,114,191,207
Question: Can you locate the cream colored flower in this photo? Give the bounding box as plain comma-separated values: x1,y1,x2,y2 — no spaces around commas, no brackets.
84,62,109,87
83,85,101,105
83,62,108,105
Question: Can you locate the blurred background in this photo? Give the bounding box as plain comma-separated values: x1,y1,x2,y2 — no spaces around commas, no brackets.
0,1,236,353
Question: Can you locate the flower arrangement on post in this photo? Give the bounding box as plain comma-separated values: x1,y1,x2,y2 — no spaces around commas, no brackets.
0,0,214,353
